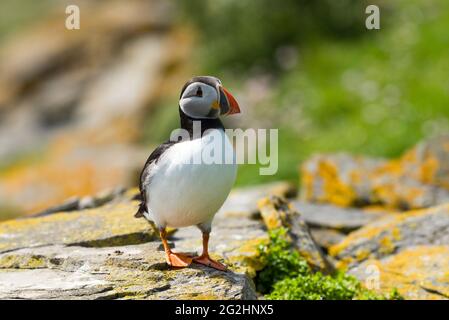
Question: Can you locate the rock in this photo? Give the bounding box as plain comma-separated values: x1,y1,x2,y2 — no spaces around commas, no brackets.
300,135,449,210
0,182,293,299
309,228,346,250
348,246,449,300
0,201,156,253
218,181,295,216
33,187,127,217
257,196,334,273
399,135,449,190
291,201,388,232
0,243,255,300
0,144,148,216
329,204,449,269
300,153,383,207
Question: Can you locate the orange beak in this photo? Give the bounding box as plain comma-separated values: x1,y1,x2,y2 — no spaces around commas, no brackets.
218,85,241,115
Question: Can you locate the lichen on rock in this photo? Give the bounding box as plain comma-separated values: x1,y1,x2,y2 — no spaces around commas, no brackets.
300,135,449,210
329,204,449,269
348,246,449,300
0,243,256,300
0,182,294,300
0,201,157,253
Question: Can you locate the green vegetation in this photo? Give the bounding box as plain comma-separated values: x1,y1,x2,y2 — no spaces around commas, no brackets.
256,228,403,300
173,0,449,186
178,0,368,73
0,0,57,41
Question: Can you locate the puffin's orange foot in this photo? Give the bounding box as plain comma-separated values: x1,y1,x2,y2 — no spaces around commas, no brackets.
193,255,227,271
166,252,192,268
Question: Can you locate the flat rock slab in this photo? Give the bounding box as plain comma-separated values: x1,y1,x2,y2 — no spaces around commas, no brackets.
329,204,449,269
0,201,156,253
0,182,294,299
291,201,388,231
348,246,449,300
0,243,255,300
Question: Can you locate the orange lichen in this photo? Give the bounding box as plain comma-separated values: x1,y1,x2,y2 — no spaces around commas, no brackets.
0,130,133,215
365,246,449,299
349,169,362,184
318,160,356,207
300,169,314,201
379,236,395,255
391,227,401,241
372,159,404,179
419,156,439,185
330,204,449,262
355,249,371,261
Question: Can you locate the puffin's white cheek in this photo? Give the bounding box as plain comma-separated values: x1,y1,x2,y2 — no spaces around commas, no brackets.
181,98,211,118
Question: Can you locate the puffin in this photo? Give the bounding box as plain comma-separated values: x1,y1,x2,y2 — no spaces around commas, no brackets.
135,76,241,271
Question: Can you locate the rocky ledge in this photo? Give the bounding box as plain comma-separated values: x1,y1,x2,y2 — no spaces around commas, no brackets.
0,182,292,299
1,136,449,300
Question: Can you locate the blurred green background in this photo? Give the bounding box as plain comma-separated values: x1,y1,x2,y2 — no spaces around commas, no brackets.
0,0,448,218
147,0,449,185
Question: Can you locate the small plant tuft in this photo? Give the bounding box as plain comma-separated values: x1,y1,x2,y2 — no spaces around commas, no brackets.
256,228,403,300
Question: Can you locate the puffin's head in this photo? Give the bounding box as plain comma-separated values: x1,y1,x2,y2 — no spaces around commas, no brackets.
179,76,240,119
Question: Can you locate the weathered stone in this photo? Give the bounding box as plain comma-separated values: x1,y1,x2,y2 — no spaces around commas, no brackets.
33,187,127,217
172,216,267,279
348,246,449,300
0,201,156,253
300,135,449,210
0,182,290,299
329,204,449,269
300,153,383,207
218,181,295,216
257,196,334,273
291,201,388,232
0,243,256,300
399,135,449,190
0,142,148,215
309,228,346,250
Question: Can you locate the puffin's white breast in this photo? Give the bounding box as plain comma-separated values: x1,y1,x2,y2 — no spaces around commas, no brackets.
146,129,237,228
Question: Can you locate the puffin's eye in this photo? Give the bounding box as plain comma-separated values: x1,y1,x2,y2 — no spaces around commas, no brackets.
196,87,203,97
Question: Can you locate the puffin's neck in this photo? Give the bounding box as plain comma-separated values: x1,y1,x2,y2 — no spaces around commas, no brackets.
179,107,224,137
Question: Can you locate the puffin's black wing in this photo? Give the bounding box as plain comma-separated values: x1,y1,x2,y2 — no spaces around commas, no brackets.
134,140,177,218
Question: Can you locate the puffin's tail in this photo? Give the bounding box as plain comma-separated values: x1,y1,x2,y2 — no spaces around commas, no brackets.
134,202,146,218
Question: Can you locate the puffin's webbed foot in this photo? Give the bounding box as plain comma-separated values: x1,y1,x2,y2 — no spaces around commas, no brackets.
160,227,192,268
192,230,228,271
193,255,227,271
166,252,192,268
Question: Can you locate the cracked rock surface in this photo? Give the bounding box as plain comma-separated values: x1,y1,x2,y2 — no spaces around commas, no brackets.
0,182,293,300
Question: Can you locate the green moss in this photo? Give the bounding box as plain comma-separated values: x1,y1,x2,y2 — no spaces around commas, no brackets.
255,228,309,293
256,228,403,300
357,288,404,301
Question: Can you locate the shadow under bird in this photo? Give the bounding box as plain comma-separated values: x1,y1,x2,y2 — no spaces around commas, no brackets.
135,76,241,271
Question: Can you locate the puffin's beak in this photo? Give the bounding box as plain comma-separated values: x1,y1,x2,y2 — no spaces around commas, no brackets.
218,85,240,115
